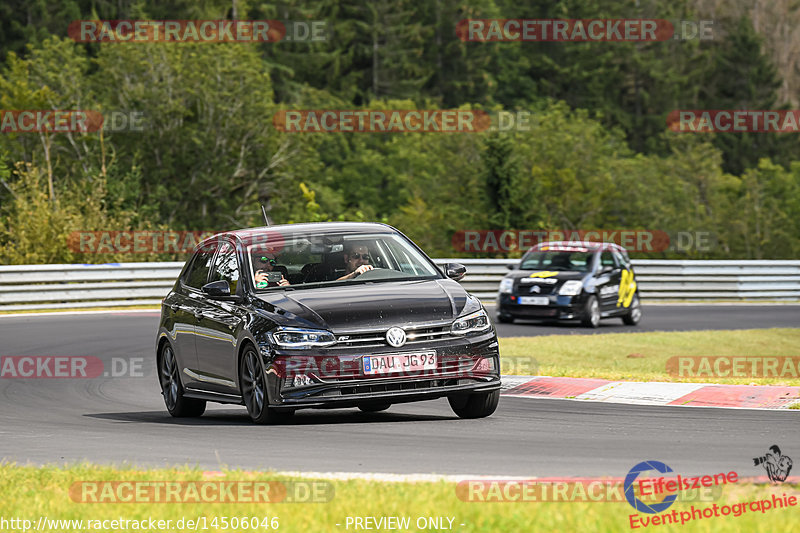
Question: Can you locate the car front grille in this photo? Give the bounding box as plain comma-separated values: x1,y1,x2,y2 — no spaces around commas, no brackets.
330,323,457,349
512,307,558,317
516,281,559,295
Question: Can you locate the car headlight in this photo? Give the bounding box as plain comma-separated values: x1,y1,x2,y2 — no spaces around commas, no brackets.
498,278,514,294
558,280,583,296
270,327,337,349
451,309,491,335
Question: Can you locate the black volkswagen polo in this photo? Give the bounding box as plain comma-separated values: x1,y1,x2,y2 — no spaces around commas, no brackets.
156,222,501,424
496,241,642,328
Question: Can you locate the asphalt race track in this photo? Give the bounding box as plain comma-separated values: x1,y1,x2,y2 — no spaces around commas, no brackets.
0,308,798,476
487,303,800,336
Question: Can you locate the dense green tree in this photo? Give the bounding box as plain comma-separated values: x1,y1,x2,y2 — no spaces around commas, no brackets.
483,132,523,230
698,15,791,175
726,158,800,259
1,2,800,263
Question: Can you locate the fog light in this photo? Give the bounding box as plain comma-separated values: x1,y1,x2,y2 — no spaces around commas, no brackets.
473,357,496,373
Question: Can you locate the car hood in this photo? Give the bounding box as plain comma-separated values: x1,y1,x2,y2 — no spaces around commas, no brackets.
256,279,474,332
506,269,589,282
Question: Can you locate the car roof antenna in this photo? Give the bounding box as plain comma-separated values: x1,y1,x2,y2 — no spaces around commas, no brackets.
261,204,271,227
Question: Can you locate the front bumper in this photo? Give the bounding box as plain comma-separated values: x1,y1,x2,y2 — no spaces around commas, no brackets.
497,293,587,320
276,375,500,409
261,333,500,409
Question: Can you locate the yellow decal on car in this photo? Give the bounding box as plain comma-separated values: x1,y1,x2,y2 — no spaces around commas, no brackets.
617,269,637,308
529,271,559,278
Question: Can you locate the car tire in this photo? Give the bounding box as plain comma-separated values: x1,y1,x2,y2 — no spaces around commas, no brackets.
358,403,391,412
448,390,500,419
581,296,601,328
240,346,293,424
158,343,206,418
496,314,514,324
622,294,642,326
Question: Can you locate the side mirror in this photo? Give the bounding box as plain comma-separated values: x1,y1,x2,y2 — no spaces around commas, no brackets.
506,264,516,270
445,263,467,282
201,280,231,297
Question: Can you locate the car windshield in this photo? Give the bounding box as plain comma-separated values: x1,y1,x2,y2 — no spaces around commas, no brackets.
519,249,594,272
246,231,441,290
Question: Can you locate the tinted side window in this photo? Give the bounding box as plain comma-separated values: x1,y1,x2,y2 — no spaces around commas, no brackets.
210,241,240,293
600,251,618,268
184,249,215,289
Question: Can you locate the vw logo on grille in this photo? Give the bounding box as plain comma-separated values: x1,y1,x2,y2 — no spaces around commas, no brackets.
385,327,407,347
531,285,541,293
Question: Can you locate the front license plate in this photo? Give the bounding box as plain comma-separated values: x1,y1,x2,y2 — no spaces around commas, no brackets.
518,296,550,306
363,352,437,375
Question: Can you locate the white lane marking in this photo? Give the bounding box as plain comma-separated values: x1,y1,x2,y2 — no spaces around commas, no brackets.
500,378,800,410
574,381,705,405
500,375,539,390
502,394,800,411
0,309,159,318
203,470,536,483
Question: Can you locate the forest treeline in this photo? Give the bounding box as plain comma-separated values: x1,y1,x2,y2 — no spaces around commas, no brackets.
1,0,799,263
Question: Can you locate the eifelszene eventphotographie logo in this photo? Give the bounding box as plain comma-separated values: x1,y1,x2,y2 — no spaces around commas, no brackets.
753,445,793,483
624,461,678,514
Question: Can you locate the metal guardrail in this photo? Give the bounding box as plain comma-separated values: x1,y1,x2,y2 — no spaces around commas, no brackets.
0,263,184,311
0,259,799,311
450,259,800,301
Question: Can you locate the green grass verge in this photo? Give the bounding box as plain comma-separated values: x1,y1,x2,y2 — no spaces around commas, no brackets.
499,328,800,385
0,465,798,533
